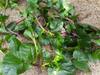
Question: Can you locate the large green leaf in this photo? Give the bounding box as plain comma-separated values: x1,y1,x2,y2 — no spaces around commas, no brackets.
66,24,76,33
3,45,34,74
6,22,17,31
73,50,88,61
77,28,91,49
61,62,75,74
24,29,33,39
3,53,25,74
3,53,22,65
14,23,26,32
73,60,90,72
8,36,34,63
2,65,17,75
14,43,34,63
49,20,63,32
0,0,5,7
73,50,90,71
2,36,35,74
8,36,21,52
62,0,70,11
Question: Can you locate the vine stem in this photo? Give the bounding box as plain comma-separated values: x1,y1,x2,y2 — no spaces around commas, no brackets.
16,18,25,24
5,0,9,8
66,18,74,24
35,16,54,36
30,31,38,64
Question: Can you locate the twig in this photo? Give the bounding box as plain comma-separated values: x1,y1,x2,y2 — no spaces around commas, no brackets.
16,18,26,24
7,29,20,37
35,16,54,36
66,17,74,24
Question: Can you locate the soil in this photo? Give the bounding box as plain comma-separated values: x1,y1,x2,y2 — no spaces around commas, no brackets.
69,0,100,29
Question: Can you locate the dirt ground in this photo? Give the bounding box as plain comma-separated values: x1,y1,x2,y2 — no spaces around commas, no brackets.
0,0,100,75
69,0,100,29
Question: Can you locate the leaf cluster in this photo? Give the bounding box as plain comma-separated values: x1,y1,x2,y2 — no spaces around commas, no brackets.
0,0,100,75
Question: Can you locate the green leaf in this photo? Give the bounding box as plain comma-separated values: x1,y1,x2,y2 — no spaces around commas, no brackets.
24,29,33,39
2,65,17,75
0,0,99,75
77,28,91,49
3,53,22,66
8,36,21,52
0,14,8,23
0,61,3,75
62,0,70,11
27,0,38,8
53,54,63,63
73,50,88,61
27,0,38,4
92,49,100,60
66,24,76,33
3,53,24,74
14,43,34,63
43,50,51,62
49,20,63,32
0,25,7,33
61,62,75,74
73,60,90,72
61,62,74,71
40,38,50,45
8,36,34,63
94,39,100,46
14,23,26,32
52,33,64,48
48,68,74,75
0,0,5,7
6,22,17,31
3,44,33,74
2,36,34,74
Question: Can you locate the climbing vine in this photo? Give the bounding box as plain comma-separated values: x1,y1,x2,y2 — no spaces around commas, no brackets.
0,0,100,75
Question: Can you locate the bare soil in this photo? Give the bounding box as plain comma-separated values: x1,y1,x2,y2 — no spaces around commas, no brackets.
69,0,100,29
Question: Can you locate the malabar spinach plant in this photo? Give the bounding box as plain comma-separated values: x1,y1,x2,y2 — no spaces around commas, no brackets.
0,0,100,75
